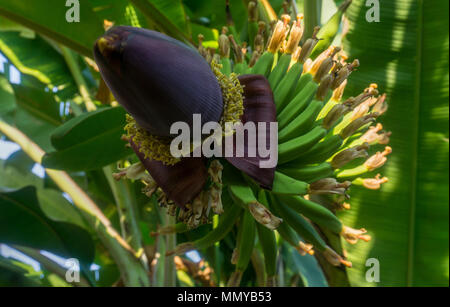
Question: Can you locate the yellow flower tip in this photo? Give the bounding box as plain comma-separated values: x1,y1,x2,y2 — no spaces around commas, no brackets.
313,47,342,83
291,46,302,63
340,259,353,268
365,146,392,171
341,226,371,245
363,174,389,190
96,36,114,56
281,14,291,25
352,97,377,120
297,242,314,256
285,14,305,54
332,79,348,101
303,57,313,73
342,202,351,210
361,123,392,145
267,19,289,54
373,93,389,115
323,247,350,267
310,45,336,74
351,59,360,69
103,19,114,31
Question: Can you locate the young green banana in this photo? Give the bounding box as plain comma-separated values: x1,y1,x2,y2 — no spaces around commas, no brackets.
310,0,352,59
278,126,328,164
271,171,309,196
228,209,256,286
290,134,343,165
277,81,318,129
278,162,335,183
276,194,343,235
273,62,303,111
251,51,274,77
269,199,314,256
221,57,232,75
279,100,324,143
233,62,248,75
270,195,351,267
256,191,278,284
229,181,282,230
268,53,292,89
269,194,327,252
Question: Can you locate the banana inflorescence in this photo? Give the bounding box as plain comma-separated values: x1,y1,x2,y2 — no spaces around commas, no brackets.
111,0,391,287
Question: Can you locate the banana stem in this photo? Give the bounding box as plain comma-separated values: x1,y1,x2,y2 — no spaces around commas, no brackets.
0,120,150,286
304,0,322,40
164,213,177,286
60,45,97,112
13,245,91,287
104,165,148,269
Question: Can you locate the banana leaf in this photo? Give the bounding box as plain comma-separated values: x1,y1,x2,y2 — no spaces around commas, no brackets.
337,0,449,287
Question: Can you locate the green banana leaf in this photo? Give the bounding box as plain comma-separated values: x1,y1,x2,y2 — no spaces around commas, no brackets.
0,0,104,57
42,107,132,172
0,31,77,100
337,0,449,286
0,186,95,268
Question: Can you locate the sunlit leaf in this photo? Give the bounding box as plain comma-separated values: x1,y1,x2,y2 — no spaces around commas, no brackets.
0,0,104,57
337,0,449,287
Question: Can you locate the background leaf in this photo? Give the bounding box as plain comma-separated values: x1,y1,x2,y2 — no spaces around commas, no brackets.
0,0,104,57
0,31,77,99
0,186,95,268
337,0,449,286
42,106,132,171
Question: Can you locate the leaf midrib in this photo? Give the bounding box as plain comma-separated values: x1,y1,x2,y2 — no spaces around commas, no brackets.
407,0,424,287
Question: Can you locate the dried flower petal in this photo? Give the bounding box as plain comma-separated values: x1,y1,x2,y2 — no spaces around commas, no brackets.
365,146,392,171
341,226,372,244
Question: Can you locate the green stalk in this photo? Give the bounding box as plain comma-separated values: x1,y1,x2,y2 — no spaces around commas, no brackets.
13,245,90,287
59,46,97,112
164,213,177,286
104,165,148,269
0,120,150,286
304,0,322,40
291,0,299,16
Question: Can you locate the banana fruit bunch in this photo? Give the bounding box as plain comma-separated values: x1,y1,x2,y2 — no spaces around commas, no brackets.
172,2,391,286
